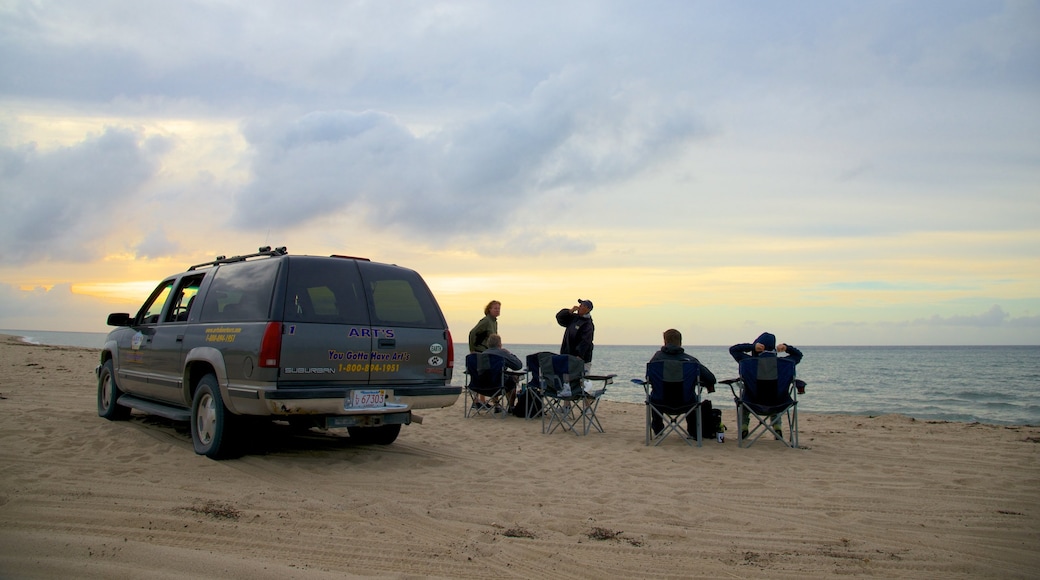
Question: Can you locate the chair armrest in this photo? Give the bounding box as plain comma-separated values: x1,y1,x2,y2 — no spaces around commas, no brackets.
721,377,743,399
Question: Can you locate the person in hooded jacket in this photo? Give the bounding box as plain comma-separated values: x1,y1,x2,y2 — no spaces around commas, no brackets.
648,329,717,437
728,332,803,438
729,331,803,365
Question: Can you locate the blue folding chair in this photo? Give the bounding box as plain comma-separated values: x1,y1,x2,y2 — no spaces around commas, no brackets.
463,353,511,419
722,356,802,448
632,360,705,447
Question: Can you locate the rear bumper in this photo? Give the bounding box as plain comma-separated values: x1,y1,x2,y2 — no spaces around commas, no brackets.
226,384,462,415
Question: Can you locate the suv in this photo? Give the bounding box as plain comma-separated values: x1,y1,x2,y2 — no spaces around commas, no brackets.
97,247,458,458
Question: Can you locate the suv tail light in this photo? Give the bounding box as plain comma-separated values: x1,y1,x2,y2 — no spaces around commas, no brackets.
445,329,454,368
259,322,282,367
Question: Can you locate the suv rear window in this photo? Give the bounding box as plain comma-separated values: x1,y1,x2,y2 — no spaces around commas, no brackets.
283,258,368,324
280,258,444,328
359,261,445,328
199,259,280,322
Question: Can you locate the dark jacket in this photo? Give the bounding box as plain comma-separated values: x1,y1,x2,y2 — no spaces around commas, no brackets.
481,347,523,371
729,332,803,365
556,309,595,363
649,345,717,390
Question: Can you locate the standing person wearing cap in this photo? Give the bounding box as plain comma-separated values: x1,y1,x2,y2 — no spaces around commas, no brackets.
728,332,803,438
556,299,596,373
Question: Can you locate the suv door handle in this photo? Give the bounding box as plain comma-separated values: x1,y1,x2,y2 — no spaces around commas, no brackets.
377,338,395,348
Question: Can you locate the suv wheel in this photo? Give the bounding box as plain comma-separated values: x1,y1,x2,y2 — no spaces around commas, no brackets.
191,374,241,459
348,424,401,445
97,360,131,420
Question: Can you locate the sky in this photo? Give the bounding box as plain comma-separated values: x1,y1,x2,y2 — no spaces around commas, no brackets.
1,0,1038,346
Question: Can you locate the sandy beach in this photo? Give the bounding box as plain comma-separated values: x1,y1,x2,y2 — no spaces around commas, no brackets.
0,334,1037,579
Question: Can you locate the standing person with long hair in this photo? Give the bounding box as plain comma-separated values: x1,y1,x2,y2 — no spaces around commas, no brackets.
468,300,501,354
467,300,502,410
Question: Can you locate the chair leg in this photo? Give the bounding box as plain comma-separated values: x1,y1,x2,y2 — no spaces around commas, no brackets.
738,404,799,448
692,405,702,448
578,396,604,434
543,397,580,435
646,404,697,447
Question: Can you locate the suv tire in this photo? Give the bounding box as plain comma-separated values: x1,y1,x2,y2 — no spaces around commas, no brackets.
191,374,242,459
97,360,131,421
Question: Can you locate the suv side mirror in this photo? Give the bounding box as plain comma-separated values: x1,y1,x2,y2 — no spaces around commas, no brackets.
107,313,132,327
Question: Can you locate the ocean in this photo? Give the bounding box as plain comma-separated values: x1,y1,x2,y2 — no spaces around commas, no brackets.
4,330,1037,426
452,344,1040,426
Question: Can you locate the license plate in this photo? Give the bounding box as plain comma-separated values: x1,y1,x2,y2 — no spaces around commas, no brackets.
348,389,386,408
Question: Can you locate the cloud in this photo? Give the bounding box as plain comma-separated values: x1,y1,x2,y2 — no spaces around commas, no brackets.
134,226,181,260
0,128,169,264
0,282,113,332
879,305,1038,330
911,305,1009,327
231,69,704,250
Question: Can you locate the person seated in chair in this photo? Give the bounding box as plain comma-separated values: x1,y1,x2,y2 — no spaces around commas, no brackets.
481,333,523,413
729,332,803,438
648,329,717,437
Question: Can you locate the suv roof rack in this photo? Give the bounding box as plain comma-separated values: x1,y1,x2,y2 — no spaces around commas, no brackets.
187,246,288,271
330,254,371,261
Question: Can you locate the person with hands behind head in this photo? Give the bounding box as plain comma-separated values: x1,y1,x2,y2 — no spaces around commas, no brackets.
729,332,803,365
728,331,804,439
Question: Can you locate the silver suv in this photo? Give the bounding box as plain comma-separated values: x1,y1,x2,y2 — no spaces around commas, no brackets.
97,247,459,458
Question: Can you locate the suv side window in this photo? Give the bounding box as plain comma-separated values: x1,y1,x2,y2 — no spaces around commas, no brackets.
359,262,443,328
283,258,368,324
137,281,174,325
199,259,280,323
165,274,205,323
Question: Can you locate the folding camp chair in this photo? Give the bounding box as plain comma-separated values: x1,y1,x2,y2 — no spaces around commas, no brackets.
463,353,512,419
527,352,604,435
721,356,802,448
528,352,583,434
581,372,615,434
632,360,705,447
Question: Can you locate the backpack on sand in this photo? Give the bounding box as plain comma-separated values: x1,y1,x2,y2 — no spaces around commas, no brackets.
699,399,723,439
512,387,543,418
